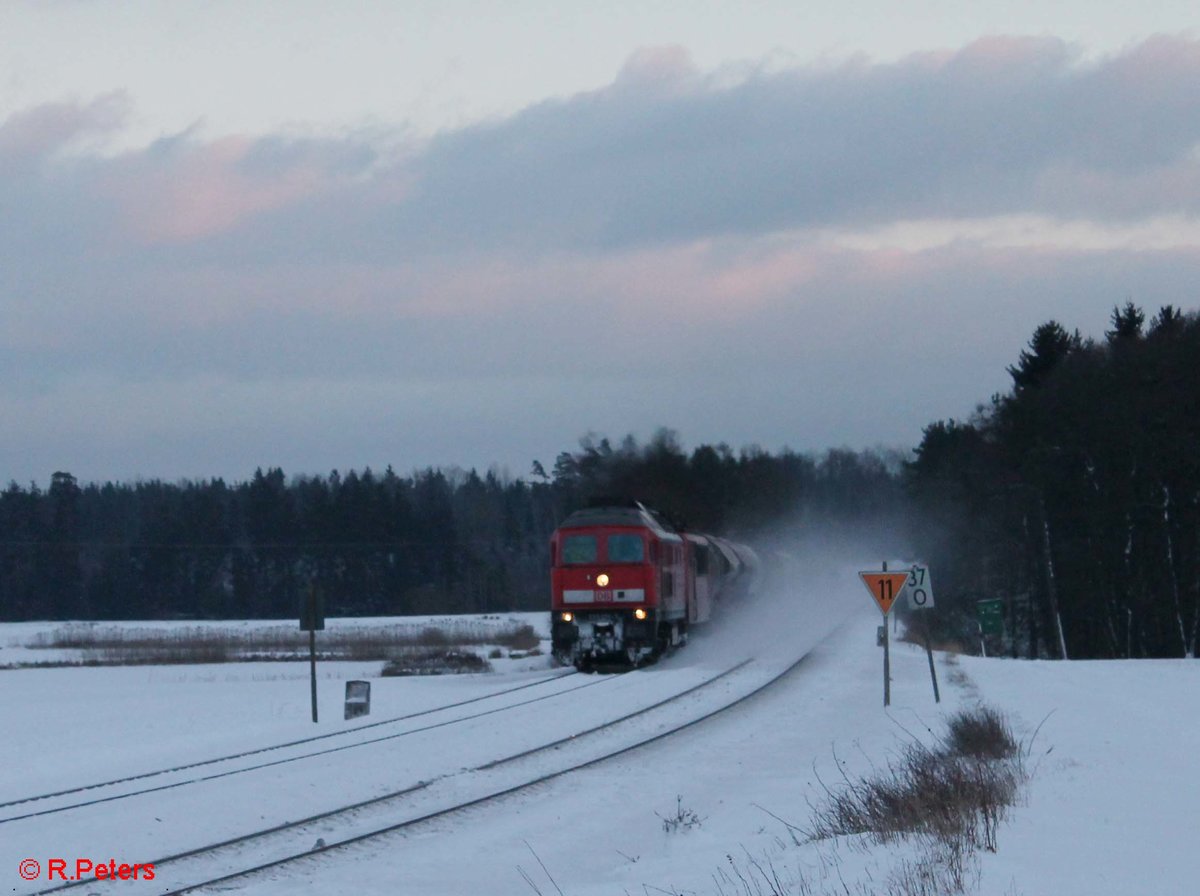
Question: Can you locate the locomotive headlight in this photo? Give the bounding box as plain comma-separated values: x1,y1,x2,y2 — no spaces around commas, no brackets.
596,573,610,587
560,612,573,623
634,608,647,620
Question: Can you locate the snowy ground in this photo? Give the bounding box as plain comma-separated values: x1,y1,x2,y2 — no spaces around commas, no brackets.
2,585,1196,895
0,612,549,667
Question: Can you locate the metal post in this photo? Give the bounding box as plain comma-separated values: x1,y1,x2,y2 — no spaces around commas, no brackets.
309,627,318,723
883,620,891,707
1010,594,1019,659
882,561,890,707
922,611,940,703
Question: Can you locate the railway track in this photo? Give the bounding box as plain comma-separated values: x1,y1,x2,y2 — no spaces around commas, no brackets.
1,668,580,813
26,651,812,896
1,669,609,825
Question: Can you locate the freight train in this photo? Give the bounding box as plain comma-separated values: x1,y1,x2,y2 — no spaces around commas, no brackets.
549,502,759,669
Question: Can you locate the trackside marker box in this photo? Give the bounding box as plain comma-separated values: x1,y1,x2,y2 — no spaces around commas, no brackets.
858,571,909,615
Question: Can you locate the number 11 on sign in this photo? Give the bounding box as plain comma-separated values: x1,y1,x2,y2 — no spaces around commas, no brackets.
878,577,894,604
859,571,908,616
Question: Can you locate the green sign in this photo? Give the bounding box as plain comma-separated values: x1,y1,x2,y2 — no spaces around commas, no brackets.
977,598,1004,636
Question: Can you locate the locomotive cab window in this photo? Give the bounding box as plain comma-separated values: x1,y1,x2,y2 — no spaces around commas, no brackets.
607,534,645,563
561,535,598,564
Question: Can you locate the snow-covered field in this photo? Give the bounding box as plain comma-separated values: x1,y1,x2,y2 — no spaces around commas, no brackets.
0,612,549,667
2,581,1196,896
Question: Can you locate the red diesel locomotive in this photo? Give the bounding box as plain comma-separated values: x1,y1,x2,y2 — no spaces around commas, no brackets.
549,503,758,669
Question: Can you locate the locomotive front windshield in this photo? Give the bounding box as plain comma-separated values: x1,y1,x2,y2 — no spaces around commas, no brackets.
606,534,644,563
560,533,644,563
561,535,598,564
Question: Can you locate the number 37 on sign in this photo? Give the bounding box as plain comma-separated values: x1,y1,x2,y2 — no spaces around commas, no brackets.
857,565,935,615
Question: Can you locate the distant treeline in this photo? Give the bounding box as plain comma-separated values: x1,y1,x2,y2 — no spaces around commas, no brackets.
0,439,903,623
3,303,1197,661
909,304,1199,659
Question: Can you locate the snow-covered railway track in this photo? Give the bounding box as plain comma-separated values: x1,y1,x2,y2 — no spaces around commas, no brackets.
0,669,590,822
25,654,813,896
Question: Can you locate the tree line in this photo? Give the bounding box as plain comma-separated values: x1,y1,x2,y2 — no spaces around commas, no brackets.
908,304,1199,659
0,442,903,622
3,302,1196,662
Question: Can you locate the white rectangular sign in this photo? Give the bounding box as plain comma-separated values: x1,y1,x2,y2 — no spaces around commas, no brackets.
905,564,934,609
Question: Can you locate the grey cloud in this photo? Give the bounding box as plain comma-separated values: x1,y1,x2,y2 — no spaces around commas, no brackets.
385,35,1200,253
148,34,1200,266
0,91,129,163
0,96,128,267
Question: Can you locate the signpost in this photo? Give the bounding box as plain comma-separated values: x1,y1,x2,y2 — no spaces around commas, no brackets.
977,598,1004,657
300,585,325,723
907,563,940,703
859,564,909,706
859,563,941,706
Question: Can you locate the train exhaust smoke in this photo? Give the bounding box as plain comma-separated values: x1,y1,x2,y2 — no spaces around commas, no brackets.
677,514,915,672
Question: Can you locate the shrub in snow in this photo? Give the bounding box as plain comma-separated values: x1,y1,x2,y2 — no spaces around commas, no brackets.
657,796,703,833
380,649,492,676
944,705,1019,760
803,705,1024,855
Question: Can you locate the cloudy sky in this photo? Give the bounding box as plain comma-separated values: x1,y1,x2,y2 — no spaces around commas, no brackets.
2,1,1198,485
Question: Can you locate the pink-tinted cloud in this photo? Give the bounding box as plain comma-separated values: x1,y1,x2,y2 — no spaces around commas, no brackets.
1096,33,1200,99
615,45,699,91
938,35,1072,76
99,135,331,243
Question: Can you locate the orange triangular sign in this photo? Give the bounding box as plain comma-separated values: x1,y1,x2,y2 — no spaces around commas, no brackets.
859,571,908,615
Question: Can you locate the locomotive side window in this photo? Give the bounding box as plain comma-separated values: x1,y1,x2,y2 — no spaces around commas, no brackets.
561,535,598,564
607,534,644,563
695,545,709,575
661,569,674,598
